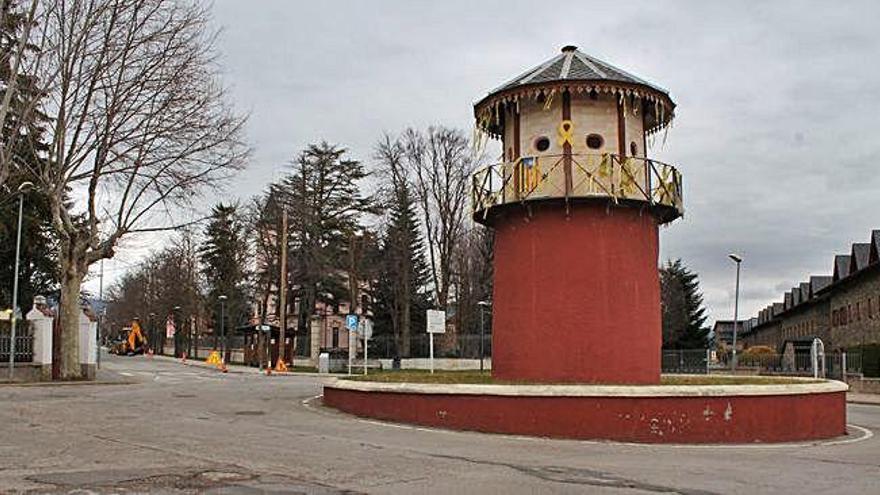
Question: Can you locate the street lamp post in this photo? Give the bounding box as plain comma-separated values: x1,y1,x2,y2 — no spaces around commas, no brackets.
173,305,181,358
7,181,33,380
149,312,156,353
218,295,227,364
477,301,492,372
729,254,742,371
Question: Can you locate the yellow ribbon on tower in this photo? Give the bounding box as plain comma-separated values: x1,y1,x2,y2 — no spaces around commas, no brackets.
557,120,574,147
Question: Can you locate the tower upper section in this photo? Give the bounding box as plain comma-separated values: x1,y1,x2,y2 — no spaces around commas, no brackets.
472,46,683,225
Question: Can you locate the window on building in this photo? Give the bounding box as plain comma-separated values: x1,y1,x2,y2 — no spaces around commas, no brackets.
586,134,604,150
534,136,550,152
332,326,339,348
630,141,638,156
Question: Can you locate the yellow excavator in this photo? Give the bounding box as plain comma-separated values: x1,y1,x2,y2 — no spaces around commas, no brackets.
111,319,148,355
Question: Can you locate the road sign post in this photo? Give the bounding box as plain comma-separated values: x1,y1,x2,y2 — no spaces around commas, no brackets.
426,310,446,374
346,314,358,375
360,318,373,375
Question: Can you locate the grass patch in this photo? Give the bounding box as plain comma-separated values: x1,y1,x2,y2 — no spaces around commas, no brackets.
342,370,820,386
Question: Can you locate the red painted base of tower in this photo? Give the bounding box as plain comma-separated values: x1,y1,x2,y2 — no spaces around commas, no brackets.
491,202,661,384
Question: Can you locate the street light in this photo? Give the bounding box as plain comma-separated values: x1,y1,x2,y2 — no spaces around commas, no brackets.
218,295,227,364
173,305,182,358
477,301,492,372
7,181,33,380
148,312,157,353
728,253,742,371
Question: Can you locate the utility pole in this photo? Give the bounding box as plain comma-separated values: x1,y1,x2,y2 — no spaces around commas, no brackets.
219,295,227,363
7,181,32,380
278,209,288,367
97,259,103,369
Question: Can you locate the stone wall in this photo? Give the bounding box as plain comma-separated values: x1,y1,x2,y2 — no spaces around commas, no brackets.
778,298,831,347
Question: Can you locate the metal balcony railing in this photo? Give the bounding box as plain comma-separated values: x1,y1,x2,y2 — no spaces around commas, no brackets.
472,153,683,223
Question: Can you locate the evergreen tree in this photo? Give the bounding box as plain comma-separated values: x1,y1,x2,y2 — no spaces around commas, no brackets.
272,142,373,333
0,0,57,312
660,259,709,349
200,203,251,342
377,172,430,357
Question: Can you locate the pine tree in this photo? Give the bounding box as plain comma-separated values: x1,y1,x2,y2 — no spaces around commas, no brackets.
660,259,709,349
272,142,373,333
0,0,57,312
200,203,251,342
377,173,430,357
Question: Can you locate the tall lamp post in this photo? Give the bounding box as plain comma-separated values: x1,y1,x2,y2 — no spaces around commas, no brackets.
148,312,156,353
218,295,227,363
7,181,33,380
477,301,492,372
173,305,182,357
729,253,742,371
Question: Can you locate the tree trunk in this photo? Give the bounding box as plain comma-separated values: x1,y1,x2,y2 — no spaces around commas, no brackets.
58,257,84,380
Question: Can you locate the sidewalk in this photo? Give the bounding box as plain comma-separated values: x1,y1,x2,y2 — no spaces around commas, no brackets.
847,392,880,406
150,353,345,378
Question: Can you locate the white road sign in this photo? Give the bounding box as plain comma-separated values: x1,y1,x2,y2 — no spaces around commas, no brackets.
426,309,446,334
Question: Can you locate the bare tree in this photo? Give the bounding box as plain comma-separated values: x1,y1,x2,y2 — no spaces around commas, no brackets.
25,0,248,379
400,126,475,310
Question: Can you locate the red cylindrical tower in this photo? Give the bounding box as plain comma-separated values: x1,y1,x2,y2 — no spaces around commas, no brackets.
473,45,683,384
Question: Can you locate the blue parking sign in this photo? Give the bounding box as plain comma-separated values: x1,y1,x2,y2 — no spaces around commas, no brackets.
346,314,359,331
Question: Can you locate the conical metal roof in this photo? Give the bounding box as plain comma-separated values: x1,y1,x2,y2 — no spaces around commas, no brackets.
491,45,668,95
474,45,675,137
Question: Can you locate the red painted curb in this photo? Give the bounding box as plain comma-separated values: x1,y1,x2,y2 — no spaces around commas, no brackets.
323,386,846,444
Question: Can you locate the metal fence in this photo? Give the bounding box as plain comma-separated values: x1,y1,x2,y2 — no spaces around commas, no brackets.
367,334,492,359
0,335,34,363
661,350,708,374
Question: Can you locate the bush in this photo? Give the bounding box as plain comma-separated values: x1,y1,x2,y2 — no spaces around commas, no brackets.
741,345,776,359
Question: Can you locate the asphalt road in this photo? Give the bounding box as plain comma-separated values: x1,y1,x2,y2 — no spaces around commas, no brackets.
1,353,878,494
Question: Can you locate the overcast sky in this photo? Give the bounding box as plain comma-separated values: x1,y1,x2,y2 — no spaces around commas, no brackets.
89,0,880,326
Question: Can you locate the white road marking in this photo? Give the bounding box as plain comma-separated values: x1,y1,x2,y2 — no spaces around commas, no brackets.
302,394,875,450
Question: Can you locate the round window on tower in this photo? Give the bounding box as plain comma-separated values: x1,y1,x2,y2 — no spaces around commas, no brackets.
534,136,550,152
630,141,638,156
586,134,604,150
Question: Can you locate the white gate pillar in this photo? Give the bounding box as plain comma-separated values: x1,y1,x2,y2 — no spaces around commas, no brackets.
79,309,98,379
26,296,53,381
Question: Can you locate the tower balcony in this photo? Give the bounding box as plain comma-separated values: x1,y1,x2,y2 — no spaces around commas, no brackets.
472,153,684,225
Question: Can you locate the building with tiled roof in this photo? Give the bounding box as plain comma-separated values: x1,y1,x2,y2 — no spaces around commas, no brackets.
741,230,880,359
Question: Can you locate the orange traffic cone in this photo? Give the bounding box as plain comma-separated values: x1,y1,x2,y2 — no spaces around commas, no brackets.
275,358,288,373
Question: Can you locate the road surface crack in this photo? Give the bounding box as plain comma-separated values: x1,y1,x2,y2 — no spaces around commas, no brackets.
426,453,719,494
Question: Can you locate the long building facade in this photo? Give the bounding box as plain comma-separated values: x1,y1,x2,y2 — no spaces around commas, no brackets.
741,230,880,353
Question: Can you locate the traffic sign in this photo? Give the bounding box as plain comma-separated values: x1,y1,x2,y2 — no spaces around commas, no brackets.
358,318,373,339
426,309,446,334
346,314,359,331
